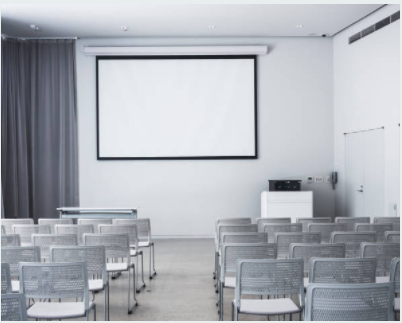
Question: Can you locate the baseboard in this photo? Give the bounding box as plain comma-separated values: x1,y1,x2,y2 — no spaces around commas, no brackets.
152,235,214,239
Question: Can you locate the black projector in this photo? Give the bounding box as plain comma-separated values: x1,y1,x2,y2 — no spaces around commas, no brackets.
268,180,301,191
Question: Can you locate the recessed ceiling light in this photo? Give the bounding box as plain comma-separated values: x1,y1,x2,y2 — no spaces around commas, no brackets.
121,26,129,32
296,25,303,29
208,25,216,29
29,24,42,32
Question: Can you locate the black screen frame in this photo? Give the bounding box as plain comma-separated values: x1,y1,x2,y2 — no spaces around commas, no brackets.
96,55,258,160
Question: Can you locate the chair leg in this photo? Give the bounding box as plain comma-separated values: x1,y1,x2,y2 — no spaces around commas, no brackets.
107,281,110,321
213,251,217,279
128,266,137,314
136,254,146,293
234,307,238,321
219,283,224,321
93,304,96,321
231,302,234,321
151,242,156,277
104,285,108,321
149,246,152,279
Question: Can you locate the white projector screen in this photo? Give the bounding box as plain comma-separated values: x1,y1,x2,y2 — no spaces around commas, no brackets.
97,56,257,159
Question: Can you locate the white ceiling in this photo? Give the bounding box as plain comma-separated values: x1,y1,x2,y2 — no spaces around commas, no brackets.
1,4,384,38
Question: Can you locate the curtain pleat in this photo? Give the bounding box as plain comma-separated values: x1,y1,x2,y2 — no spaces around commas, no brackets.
1,38,79,221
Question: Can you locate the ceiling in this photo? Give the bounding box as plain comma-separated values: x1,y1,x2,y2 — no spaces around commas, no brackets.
1,4,384,38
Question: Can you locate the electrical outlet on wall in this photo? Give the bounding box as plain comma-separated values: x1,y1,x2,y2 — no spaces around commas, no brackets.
315,176,324,183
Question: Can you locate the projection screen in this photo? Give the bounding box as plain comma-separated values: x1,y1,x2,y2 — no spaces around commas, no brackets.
97,56,257,160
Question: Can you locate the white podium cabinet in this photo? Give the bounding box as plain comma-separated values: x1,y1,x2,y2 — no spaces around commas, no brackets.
261,191,313,222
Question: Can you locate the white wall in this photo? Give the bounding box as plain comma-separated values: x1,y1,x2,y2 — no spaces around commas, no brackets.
76,37,334,236
333,4,400,217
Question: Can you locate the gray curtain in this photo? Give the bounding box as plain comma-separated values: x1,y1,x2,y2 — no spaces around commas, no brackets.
1,38,79,221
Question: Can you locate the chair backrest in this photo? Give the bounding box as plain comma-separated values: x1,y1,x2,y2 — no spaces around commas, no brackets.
235,259,304,309
1,263,12,294
384,231,400,242
1,234,21,247
392,222,400,231
32,234,78,260
330,232,376,258
19,262,89,310
38,218,73,233
1,293,28,321
289,243,345,274
77,219,113,233
1,246,41,279
1,219,33,234
113,218,151,242
50,245,108,286
215,218,252,241
12,224,50,246
374,217,400,225
334,217,370,231
217,224,258,250
307,223,346,243
309,258,377,284
221,243,277,280
83,233,131,265
55,224,94,245
305,283,394,321
99,224,139,249
296,217,332,232
1,225,5,235
355,223,393,242
221,232,268,244
360,243,400,273
275,232,321,258
263,223,302,243
390,258,400,294
256,218,291,232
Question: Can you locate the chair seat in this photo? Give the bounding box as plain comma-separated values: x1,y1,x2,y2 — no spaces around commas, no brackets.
224,277,236,288
138,241,150,247
88,279,104,291
395,298,400,312
106,263,128,272
239,298,301,315
130,249,139,256
376,276,390,283
11,280,19,293
27,302,93,319
304,277,309,289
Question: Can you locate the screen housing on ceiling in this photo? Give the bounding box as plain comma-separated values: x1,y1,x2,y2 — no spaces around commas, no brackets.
96,55,258,160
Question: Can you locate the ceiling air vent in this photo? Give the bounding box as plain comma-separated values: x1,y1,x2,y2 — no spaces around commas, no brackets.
348,10,400,45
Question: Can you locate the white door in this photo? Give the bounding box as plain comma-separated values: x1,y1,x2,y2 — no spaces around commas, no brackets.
345,129,384,219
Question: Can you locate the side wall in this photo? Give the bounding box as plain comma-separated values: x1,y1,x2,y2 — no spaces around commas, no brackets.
76,37,334,236
333,4,400,217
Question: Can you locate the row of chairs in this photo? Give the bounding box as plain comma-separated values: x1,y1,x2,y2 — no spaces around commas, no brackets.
213,217,400,321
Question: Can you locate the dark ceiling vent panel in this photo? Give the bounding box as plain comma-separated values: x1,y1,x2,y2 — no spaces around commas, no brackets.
348,10,400,45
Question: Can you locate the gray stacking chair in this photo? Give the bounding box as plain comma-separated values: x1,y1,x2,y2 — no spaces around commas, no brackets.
1,234,20,247
355,223,393,242
330,231,376,258
307,223,346,243
214,224,257,284
19,262,96,321
78,218,113,233
374,217,400,225
1,225,5,234
275,232,321,259
219,243,277,320
1,263,12,294
32,233,78,261
1,246,41,293
384,231,400,243
232,259,304,321
12,224,50,246
289,243,345,288
221,232,268,244
55,224,94,245
38,218,73,233
393,223,400,231
334,216,370,231
360,242,400,283
296,217,332,232
1,293,28,321
50,246,109,321
1,218,33,234
305,283,394,321
113,218,156,279
309,258,377,284
256,217,291,232
390,258,400,314
84,233,137,314
99,224,145,292
263,223,302,243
